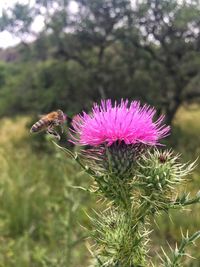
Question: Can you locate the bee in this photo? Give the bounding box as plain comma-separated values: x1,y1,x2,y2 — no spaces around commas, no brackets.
30,109,67,140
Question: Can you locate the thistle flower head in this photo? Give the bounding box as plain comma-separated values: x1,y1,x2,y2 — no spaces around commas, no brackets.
70,99,170,178
71,99,170,147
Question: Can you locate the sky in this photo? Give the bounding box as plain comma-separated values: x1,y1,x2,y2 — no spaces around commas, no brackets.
0,0,78,49
0,0,37,48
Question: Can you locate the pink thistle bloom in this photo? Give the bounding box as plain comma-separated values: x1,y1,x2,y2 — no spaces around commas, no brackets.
70,99,170,147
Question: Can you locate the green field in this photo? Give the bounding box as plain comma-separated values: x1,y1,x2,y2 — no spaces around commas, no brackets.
0,106,200,267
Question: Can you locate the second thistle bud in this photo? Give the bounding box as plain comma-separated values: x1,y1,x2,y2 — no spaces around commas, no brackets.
135,149,195,193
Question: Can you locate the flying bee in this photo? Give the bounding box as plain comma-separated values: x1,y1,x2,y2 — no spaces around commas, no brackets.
30,109,67,140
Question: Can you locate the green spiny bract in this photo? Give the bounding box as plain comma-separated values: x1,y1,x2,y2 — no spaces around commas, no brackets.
81,142,146,179
135,149,195,193
128,149,197,214
89,210,149,267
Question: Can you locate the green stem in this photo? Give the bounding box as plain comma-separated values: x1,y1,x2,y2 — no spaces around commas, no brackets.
170,196,200,208
168,231,200,267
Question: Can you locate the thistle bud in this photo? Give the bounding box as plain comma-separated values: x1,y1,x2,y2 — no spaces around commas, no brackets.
136,149,195,193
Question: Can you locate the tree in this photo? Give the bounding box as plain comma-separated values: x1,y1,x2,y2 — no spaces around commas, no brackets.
0,0,200,124
133,0,200,123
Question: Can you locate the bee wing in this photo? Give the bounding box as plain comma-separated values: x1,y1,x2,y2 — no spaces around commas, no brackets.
38,114,46,119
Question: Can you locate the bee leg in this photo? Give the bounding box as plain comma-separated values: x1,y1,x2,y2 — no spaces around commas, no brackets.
60,124,64,133
47,127,60,140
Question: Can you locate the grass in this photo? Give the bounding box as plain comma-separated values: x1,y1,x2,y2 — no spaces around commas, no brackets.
0,117,92,267
0,105,200,267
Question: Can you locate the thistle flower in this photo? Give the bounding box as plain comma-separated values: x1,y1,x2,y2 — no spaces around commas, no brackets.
70,99,170,178
71,99,170,147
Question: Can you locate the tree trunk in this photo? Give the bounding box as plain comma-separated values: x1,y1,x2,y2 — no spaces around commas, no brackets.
165,99,181,125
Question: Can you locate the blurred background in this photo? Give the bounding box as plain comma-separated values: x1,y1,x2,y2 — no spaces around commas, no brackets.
0,0,200,266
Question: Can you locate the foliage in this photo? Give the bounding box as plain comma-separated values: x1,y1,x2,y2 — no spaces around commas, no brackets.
0,0,200,122
0,60,92,116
